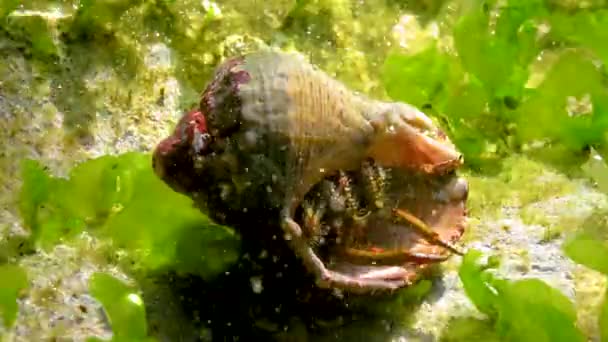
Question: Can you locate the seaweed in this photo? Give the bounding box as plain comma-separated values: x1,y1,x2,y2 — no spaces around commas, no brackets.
0,264,28,329
87,272,154,342
601,294,608,342
17,153,241,279
450,250,586,342
564,150,608,342
381,2,608,340
15,152,242,339
381,0,608,174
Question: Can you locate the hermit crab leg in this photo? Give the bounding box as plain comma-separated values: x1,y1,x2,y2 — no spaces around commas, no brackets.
280,215,411,293
392,208,464,256
342,246,450,264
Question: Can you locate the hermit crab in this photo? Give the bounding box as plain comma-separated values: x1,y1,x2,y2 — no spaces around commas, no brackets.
152,49,468,294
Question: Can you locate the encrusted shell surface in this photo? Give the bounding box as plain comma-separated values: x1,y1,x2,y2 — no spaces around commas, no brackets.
199,50,385,212
153,49,468,293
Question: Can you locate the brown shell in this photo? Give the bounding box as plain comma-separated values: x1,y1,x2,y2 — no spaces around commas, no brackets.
199,50,462,214
153,49,468,294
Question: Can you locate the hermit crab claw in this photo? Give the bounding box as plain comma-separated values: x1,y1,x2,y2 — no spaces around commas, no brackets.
284,102,469,293
314,170,469,293
366,102,463,175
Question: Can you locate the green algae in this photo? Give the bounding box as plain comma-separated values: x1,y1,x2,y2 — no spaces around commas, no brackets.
601,290,608,342
0,264,28,329
382,0,608,173
15,152,241,339
562,152,608,342
380,4,608,338
562,218,608,342
453,0,545,99
462,155,576,226
582,148,608,195
562,202,608,277
452,250,586,342
549,9,608,69
87,272,154,342
442,317,501,342
17,153,241,279
515,50,608,153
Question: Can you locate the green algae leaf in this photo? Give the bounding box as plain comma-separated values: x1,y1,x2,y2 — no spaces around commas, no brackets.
438,78,503,169
441,317,500,342
380,45,499,169
600,289,608,342
453,0,544,97
380,0,551,169
88,272,154,342
563,205,608,276
458,250,585,341
0,0,18,18
70,0,141,37
493,278,585,342
18,160,86,249
18,158,104,249
61,155,129,221
5,11,61,58
549,10,608,69
453,1,511,94
515,50,608,151
563,233,608,275
381,45,450,108
0,264,28,329
18,153,240,280
18,159,52,237
581,148,608,195
95,153,240,278
458,250,499,316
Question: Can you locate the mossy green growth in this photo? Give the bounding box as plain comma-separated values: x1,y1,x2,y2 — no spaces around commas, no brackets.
381,0,608,172
561,206,608,342
462,155,576,224
453,0,545,98
563,232,608,276
454,250,586,342
549,9,608,70
18,152,241,280
87,272,155,342
381,0,547,169
0,0,18,18
382,44,452,109
562,149,608,342
382,43,503,169
0,264,28,329
601,289,608,342
442,317,500,342
582,148,608,195
515,50,608,152
576,150,608,265
4,10,62,58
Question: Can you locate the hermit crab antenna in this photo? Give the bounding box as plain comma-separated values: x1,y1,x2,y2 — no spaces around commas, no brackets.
392,208,465,256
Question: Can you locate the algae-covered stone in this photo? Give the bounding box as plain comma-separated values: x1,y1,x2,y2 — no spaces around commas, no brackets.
4,10,68,58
